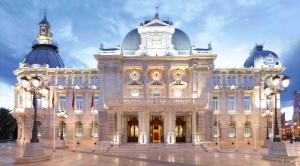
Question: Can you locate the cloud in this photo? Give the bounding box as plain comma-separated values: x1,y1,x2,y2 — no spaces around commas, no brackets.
281,39,300,102
0,82,14,109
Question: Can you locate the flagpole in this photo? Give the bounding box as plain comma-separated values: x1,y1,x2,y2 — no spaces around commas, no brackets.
72,88,76,152
53,90,56,152
90,86,96,152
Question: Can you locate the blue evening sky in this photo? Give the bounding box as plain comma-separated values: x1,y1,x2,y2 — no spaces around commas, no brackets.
0,0,299,120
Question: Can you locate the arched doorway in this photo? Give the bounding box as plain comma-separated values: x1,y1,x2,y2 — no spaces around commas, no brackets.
150,116,163,143
176,116,186,143
127,116,138,142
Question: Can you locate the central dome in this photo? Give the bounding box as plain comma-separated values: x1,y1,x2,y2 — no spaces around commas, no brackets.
121,28,191,53
22,44,65,68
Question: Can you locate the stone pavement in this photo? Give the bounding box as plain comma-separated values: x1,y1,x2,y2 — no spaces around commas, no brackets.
1,142,300,166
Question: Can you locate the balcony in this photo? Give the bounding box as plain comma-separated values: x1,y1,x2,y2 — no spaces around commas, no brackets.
108,98,206,105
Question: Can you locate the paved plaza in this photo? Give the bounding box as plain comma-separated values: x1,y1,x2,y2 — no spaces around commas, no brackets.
1,142,300,166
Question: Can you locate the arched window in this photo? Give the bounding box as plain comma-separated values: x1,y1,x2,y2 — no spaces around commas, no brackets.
244,121,251,138
91,121,98,138
228,121,236,138
75,121,83,138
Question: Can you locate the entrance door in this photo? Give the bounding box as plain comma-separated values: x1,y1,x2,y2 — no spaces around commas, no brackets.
150,116,163,143
127,116,138,142
176,116,186,143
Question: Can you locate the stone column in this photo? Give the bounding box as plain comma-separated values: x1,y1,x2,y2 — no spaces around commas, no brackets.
165,112,176,144
138,111,149,144
192,112,197,144
116,112,122,145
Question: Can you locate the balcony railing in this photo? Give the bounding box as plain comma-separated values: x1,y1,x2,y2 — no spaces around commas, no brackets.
108,98,206,105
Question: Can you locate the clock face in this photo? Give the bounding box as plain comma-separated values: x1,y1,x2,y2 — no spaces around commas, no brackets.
41,27,46,33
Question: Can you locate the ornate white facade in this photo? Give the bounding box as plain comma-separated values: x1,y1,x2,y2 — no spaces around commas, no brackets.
13,12,284,149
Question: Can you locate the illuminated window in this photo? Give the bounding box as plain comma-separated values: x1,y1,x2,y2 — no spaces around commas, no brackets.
37,121,42,137
244,121,251,138
75,121,83,137
228,122,236,138
91,121,98,138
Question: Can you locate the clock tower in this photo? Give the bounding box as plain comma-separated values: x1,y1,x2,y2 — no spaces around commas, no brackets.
37,12,53,44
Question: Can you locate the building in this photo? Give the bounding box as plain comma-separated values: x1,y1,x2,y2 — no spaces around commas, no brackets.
13,11,284,149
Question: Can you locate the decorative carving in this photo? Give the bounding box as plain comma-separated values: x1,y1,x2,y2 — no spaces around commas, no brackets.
129,70,141,81
151,70,162,81
172,69,185,81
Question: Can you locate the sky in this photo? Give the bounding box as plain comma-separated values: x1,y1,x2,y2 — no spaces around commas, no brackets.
0,0,299,120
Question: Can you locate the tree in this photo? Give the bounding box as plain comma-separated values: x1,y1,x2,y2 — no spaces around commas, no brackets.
0,107,17,141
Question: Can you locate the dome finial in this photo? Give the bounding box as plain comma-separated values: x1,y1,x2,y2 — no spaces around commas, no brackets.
154,6,159,20
44,8,47,20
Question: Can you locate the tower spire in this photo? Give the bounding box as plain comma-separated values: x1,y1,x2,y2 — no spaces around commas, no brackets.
154,6,159,20
44,8,47,20
37,11,52,44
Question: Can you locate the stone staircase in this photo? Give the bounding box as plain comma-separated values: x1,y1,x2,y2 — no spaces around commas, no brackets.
107,143,209,153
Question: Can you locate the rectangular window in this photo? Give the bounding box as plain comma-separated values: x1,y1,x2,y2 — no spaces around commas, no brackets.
243,96,251,111
227,96,235,111
73,76,83,86
212,96,219,111
228,127,236,138
59,96,66,110
212,76,221,87
244,127,251,137
94,96,100,110
76,96,83,110
75,123,83,138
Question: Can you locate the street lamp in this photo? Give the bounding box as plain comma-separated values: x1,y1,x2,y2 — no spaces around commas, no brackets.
264,75,289,142
57,109,68,140
262,109,273,140
16,75,51,163
20,75,47,143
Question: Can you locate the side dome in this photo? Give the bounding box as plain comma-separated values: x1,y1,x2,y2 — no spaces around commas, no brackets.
22,44,65,68
172,28,191,50
121,29,141,51
244,45,279,68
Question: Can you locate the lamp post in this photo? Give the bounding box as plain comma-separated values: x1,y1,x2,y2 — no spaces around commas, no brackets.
20,75,47,143
262,109,273,148
57,109,68,140
264,75,289,142
262,109,273,140
262,75,296,162
16,75,51,163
